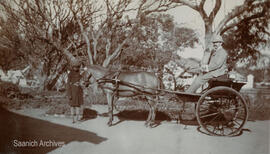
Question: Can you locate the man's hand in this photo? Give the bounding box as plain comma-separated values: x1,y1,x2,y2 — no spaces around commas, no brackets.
200,65,209,73
207,43,215,52
187,67,201,74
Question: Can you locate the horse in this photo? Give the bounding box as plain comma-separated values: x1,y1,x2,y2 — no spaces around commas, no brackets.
83,65,163,127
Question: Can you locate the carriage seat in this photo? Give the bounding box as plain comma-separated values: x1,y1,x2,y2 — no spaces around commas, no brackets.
207,74,245,91
209,74,232,83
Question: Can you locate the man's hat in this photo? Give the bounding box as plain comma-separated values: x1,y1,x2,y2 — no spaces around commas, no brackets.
212,35,224,43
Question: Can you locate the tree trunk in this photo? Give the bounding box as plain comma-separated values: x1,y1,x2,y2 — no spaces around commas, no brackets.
201,24,214,65
37,75,48,92
46,64,67,90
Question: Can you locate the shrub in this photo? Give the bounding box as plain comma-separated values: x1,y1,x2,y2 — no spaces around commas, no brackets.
83,88,107,105
0,81,20,98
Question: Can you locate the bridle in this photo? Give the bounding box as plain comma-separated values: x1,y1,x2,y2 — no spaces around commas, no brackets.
83,70,95,87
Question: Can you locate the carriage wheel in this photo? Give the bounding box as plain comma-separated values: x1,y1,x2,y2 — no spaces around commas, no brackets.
196,86,248,136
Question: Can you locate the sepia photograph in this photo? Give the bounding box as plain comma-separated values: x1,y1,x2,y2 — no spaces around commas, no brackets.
0,0,269,154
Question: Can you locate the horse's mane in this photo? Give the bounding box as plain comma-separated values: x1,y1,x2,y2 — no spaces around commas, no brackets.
89,65,108,72
88,65,124,73
88,64,156,75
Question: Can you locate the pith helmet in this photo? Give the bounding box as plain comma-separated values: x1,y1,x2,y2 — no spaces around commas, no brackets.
212,35,224,43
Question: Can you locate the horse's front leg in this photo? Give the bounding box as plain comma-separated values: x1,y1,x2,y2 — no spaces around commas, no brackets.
146,96,158,127
145,96,154,127
145,103,152,127
149,100,157,127
106,92,114,126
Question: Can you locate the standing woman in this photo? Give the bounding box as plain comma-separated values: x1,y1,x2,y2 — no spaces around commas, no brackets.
67,61,84,123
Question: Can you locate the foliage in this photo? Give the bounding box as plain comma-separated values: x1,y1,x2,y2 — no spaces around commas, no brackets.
0,81,20,97
0,0,181,90
0,17,26,71
223,0,270,68
173,0,270,68
0,80,33,99
119,13,198,70
0,0,75,90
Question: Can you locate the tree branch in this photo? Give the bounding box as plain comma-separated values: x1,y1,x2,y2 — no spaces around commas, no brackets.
77,19,94,65
172,0,198,11
220,7,268,35
209,0,221,22
215,0,256,34
102,39,127,67
198,0,207,20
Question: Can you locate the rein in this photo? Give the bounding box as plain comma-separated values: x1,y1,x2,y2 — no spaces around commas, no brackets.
84,67,163,97
97,78,162,96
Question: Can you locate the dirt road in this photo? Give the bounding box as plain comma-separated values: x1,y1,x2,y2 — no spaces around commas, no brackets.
1,105,269,154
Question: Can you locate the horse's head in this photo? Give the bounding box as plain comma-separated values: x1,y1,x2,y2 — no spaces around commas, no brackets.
81,67,94,87
81,65,109,87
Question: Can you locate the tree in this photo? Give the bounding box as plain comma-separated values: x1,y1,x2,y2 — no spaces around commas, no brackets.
76,0,180,67
172,0,270,66
0,0,98,90
223,3,270,67
119,13,198,72
257,55,270,82
0,17,26,72
0,0,181,90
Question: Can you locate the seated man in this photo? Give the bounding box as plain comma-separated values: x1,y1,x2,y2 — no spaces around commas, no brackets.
186,35,228,93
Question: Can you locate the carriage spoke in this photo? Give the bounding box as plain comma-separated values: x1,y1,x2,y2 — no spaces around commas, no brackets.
200,103,218,109
203,113,222,126
211,124,224,136
225,106,243,111
221,126,225,136
232,119,242,126
199,108,211,113
199,112,219,118
228,126,236,132
199,105,218,112
234,115,246,121
212,126,218,134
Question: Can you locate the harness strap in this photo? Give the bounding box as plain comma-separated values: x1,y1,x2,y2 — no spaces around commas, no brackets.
96,71,122,97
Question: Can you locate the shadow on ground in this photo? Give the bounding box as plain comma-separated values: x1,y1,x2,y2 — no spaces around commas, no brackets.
114,110,200,126
80,108,98,121
115,110,171,121
0,107,107,154
111,110,171,127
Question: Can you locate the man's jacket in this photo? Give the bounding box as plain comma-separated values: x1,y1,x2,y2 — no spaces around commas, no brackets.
202,47,228,77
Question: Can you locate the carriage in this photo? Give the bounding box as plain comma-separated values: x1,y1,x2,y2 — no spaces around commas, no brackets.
84,65,248,137
165,74,248,136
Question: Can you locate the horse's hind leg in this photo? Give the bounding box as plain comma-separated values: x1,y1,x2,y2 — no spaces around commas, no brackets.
145,97,156,127
151,103,157,126
149,97,158,127
145,98,152,127
106,93,114,126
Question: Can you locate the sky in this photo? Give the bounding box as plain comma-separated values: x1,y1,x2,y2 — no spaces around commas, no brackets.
165,0,245,59
166,0,244,32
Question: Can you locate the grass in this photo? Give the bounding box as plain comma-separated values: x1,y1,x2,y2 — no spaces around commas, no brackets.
241,89,270,121
1,85,269,121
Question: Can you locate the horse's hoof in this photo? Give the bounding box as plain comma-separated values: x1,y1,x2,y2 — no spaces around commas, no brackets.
144,122,149,127
107,121,112,127
149,122,156,128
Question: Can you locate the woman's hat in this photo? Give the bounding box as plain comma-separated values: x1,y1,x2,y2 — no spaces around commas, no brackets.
71,60,81,67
